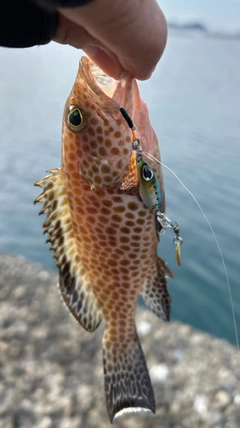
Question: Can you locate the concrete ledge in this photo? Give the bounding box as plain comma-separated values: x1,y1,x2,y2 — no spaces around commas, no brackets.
0,252,239,427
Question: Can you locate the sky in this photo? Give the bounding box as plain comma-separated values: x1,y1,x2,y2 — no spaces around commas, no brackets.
158,0,240,32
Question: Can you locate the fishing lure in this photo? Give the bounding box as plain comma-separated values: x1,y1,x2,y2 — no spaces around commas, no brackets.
119,107,183,266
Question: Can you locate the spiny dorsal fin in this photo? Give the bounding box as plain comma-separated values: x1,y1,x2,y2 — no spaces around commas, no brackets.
34,168,102,332
141,257,173,322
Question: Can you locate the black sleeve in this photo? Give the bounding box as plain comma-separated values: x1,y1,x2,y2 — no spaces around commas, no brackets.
0,0,93,49
0,0,58,48
34,0,93,9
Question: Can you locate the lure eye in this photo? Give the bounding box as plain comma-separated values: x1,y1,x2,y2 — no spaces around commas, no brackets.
142,164,154,182
66,105,86,132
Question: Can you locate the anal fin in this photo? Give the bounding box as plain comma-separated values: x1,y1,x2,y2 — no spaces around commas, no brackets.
142,257,173,322
34,168,102,332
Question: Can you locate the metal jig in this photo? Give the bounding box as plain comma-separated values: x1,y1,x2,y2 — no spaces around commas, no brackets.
119,106,183,265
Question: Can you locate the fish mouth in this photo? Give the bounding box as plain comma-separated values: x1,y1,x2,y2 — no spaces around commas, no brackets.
80,56,136,117
88,62,119,99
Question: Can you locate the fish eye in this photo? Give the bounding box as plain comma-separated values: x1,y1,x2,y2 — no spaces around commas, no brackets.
142,164,154,182
66,105,86,132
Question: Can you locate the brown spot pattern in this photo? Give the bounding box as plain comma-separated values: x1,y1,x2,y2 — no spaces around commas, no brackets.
36,56,169,422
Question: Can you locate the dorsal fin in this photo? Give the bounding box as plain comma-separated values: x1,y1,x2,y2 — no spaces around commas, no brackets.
34,168,102,332
141,257,173,322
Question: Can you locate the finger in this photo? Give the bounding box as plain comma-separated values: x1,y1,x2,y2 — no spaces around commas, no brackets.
54,14,123,79
53,14,96,49
84,46,123,79
59,0,167,80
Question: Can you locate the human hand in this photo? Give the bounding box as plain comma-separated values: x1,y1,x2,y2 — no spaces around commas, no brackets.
54,0,167,80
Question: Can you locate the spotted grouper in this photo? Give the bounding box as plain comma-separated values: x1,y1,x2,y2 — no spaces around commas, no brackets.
35,56,173,422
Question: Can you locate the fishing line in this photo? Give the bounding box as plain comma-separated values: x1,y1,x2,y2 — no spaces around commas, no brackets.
119,104,238,349
144,151,239,351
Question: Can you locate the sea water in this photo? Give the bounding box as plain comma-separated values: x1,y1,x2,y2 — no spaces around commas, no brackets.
0,34,239,344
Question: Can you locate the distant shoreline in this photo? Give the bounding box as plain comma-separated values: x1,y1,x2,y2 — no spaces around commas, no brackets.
168,21,240,40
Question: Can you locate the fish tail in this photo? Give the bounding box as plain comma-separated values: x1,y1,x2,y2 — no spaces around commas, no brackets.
102,327,155,422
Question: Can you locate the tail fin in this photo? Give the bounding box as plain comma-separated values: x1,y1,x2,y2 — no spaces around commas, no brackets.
102,330,155,422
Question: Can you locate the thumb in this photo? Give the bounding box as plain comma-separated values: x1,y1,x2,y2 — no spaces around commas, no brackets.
59,0,167,80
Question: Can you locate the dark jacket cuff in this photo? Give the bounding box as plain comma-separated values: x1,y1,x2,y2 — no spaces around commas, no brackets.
0,0,58,48
34,0,93,10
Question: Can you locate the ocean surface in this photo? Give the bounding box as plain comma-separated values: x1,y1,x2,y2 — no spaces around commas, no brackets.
0,35,239,345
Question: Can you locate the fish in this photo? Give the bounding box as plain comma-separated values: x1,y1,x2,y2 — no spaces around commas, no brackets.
34,56,173,422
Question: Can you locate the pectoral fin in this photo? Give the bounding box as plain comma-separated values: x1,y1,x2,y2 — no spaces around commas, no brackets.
142,257,173,322
120,151,138,190
34,168,102,331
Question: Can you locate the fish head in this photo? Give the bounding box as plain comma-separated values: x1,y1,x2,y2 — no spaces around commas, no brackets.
62,56,134,189
62,56,160,191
